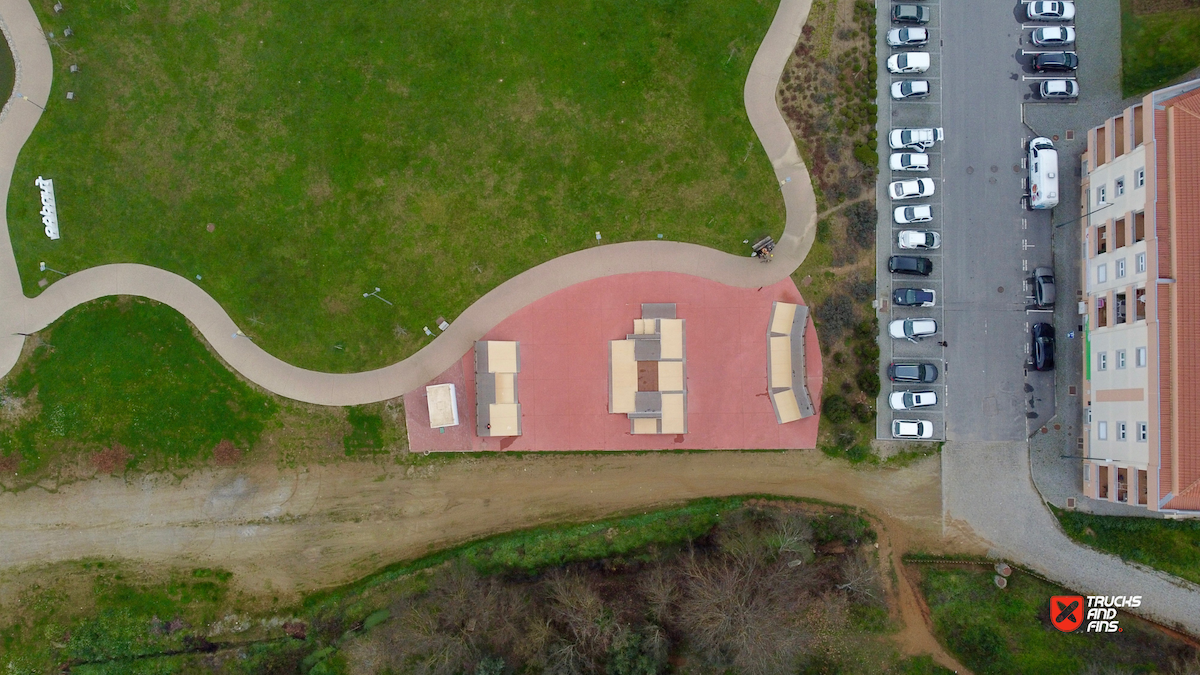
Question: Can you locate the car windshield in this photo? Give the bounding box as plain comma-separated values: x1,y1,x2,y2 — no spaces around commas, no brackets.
901,289,918,303
922,233,934,246
897,55,908,68
899,28,911,41
903,393,916,407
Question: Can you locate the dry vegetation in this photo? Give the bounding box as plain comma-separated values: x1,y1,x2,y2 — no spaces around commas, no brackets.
779,0,882,459
336,503,901,674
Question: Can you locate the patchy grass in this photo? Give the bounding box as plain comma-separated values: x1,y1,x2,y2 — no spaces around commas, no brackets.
0,297,276,475
1053,507,1200,586
0,561,251,675
0,299,415,483
12,0,784,372
915,562,1197,674
1122,0,1200,96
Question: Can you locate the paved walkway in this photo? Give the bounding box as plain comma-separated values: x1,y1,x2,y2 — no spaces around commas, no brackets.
0,0,817,405
944,441,1200,636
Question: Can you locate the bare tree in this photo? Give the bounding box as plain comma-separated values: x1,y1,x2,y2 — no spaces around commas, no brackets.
636,566,678,625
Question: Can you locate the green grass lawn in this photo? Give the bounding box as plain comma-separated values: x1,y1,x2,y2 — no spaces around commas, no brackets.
917,563,1196,675
1122,0,1200,96
0,297,276,473
11,0,784,372
1054,507,1200,586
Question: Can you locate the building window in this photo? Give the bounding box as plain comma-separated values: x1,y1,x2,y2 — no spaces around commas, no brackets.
1136,253,1146,273
1097,186,1107,204
1117,349,1126,368
1118,422,1127,440
1097,264,1107,283
1098,352,1107,370
1115,177,1125,196
1136,347,1147,367
1137,422,1148,441
1136,167,1145,188
1098,421,1108,440
1116,258,1126,278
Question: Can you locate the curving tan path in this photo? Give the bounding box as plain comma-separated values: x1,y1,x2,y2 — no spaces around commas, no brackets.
0,0,818,405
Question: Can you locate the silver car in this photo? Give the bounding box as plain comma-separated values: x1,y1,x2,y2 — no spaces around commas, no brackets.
894,204,933,224
1040,79,1079,99
889,390,938,410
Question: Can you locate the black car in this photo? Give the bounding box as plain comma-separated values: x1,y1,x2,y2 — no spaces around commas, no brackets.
892,287,936,306
892,4,931,24
1032,323,1056,371
888,362,939,383
888,255,933,276
1033,51,1078,72
1033,267,1056,308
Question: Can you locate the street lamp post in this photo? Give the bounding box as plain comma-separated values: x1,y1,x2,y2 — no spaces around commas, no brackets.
39,261,67,276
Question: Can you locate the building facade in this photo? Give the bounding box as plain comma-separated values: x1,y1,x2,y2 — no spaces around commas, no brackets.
1080,78,1200,514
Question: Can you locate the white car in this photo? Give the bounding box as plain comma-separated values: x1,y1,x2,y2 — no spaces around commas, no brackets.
894,204,933,224
889,390,939,410
887,52,931,74
889,153,930,171
889,178,935,200
889,127,944,151
886,27,928,47
889,318,938,341
892,419,934,439
1031,26,1075,47
891,80,931,99
1026,1,1075,21
898,230,941,249
1040,79,1079,99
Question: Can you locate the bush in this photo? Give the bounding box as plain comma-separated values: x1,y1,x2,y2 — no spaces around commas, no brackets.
853,318,878,340
849,277,875,301
822,395,852,423
853,144,878,168
851,402,874,424
853,340,880,364
816,294,856,341
856,369,880,397
845,202,877,248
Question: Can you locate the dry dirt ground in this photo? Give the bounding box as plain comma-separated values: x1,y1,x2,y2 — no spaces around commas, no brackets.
0,450,976,671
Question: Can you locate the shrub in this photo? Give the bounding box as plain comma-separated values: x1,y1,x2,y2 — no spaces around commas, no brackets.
822,395,852,423
853,144,878,168
845,202,877,248
856,369,880,397
853,318,878,340
832,351,846,365
853,340,880,364
852,402,874,424
849,277,875,301
816,294,856,341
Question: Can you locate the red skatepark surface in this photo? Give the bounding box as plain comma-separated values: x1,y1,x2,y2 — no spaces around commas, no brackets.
403,272,822,452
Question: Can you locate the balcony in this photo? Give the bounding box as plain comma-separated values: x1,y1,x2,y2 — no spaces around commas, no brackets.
1115,292,1127,325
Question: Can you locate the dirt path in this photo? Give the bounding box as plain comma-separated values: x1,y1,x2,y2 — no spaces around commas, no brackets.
0,451,976,661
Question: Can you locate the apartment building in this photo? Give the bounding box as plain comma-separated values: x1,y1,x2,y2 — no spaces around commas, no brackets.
1079,78,1200,514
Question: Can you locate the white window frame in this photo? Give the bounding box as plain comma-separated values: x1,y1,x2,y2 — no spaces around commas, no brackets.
1136,253,1146,273
1116,258,1126,278
1097,264,1108,283
1098,351,1108,371
1097,186,1107,204
1137,422,1148,442
1098,421,1108,440
1115,177,1125,196
1117,349,1126,369
1136,347,1147,367
1118,422,1127,440
1136,167,1145,188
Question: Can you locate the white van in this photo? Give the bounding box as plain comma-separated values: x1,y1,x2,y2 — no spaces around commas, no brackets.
1028,137,1059,210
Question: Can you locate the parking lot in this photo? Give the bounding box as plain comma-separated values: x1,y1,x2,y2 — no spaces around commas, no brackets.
874,0,1095,442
